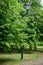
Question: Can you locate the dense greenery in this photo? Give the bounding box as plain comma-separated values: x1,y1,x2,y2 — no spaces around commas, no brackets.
0,0,43,52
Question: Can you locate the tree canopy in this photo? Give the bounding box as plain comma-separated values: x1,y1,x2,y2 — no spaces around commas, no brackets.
0,0,43,52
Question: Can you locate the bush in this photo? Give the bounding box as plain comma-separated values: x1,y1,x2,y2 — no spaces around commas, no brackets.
37,42,43,46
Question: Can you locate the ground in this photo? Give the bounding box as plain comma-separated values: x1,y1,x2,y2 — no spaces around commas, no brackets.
19,56,43,65
0,52,43,65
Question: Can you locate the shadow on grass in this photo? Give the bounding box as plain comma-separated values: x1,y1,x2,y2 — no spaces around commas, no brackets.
0,58,17,64
36,50,43,53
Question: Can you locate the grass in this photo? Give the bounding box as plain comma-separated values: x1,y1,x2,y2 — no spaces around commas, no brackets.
0,52,43,65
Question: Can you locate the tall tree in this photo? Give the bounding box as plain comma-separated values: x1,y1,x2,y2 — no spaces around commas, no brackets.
19,0,42,50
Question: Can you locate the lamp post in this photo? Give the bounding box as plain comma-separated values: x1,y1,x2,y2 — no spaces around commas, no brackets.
21,2,30,61
25,3,30,11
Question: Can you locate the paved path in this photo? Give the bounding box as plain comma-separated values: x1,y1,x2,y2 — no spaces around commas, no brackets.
20,56,43,65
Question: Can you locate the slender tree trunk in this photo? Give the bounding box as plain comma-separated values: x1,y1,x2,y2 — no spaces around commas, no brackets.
34,42,37,51
33,37,37,51
29,43,32,51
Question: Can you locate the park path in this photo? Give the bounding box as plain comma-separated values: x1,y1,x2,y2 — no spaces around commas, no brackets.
20,56,43,65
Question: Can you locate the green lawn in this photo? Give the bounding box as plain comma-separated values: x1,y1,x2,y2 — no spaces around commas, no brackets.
0,52,43,65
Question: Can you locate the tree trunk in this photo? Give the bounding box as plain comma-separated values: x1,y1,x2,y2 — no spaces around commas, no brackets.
34,42,37,51
29,43,32,51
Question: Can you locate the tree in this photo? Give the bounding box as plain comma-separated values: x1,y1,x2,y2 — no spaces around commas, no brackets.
0,0,27,60
0,0,43,60
19,0,42,51
0,0,23,51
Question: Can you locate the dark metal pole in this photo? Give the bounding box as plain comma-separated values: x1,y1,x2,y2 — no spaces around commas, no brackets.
20,3,30,61
21,45,24,60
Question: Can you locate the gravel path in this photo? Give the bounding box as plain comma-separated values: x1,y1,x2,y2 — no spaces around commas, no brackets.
20,56,43,65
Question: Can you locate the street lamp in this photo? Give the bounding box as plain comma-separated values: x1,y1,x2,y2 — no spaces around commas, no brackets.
21,2,30,61
25,3,30,11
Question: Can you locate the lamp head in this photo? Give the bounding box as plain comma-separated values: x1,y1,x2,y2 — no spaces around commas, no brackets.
25,3,30,10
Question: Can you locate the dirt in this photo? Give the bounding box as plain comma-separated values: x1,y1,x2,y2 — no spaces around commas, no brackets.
20,56,43,65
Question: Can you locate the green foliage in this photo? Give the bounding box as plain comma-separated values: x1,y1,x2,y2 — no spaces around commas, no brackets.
0,0,27,52
0,0,43,52
37,42,43,46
